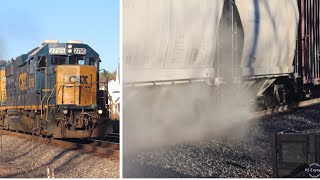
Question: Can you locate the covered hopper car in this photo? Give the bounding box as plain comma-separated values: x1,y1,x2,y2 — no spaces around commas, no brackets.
123,0,320,109
0,40,112,138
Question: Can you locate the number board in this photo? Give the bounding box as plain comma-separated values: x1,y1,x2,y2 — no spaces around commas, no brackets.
74,48,87,55
49,47,66,55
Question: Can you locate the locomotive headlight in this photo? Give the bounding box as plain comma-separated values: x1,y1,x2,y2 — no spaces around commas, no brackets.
63,109,68,115
98,109,103,115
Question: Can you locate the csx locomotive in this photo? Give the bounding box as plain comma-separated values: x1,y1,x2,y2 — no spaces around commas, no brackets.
0,40,110,138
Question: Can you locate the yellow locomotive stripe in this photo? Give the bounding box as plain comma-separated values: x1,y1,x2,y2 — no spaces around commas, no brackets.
0,105,42,110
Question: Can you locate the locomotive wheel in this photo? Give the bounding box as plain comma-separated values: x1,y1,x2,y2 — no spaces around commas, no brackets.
61,122,67,138
5,121,9,130
0,114,4,126
32,115,41,136
85,123,93,138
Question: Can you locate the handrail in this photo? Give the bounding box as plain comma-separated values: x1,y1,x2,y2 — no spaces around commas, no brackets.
45,84,57,122
90,75,93,105
73,82,76,105
40,94,48,119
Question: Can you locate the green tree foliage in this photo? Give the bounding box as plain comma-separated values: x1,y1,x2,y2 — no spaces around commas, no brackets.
0,60,8,66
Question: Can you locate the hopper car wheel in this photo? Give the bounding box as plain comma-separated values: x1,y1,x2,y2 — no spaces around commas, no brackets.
265,96,277,110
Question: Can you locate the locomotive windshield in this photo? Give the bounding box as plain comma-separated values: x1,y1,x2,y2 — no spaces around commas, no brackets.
51,56,67,65
50,55,97,66
69,56,85,65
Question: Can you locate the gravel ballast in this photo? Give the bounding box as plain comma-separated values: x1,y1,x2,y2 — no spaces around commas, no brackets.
0,135,119,178
124,104,320,178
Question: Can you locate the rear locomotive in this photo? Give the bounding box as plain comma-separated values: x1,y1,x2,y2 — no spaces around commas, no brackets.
0,40,109,138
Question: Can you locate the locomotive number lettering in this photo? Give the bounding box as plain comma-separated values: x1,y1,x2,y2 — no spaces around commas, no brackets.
69,76,88,84
74,48,86,55
29,77,35,88
49,47,66,54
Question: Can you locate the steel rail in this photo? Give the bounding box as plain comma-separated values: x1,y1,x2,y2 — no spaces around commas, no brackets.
250,97,320,119
0,129,119,159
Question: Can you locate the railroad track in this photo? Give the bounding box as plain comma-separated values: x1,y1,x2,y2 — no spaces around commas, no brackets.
1,97,319,161
0,129,119,159
251,97,320,119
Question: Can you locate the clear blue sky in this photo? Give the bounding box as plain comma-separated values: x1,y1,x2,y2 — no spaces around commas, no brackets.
0,0,119,72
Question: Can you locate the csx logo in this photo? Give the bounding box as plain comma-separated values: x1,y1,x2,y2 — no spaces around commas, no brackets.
69,76,88,84
19,73,27,90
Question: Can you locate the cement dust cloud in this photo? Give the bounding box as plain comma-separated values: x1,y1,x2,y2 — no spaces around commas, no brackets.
123,82,256,154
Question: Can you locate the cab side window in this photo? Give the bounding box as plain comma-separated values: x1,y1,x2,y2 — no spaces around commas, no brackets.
89,57,96,65
38,56,47,72
29,59,34,74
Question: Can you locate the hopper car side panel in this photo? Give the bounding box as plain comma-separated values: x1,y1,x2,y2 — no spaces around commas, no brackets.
235,0,299,77
123,0,299,84
123,0,224,83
